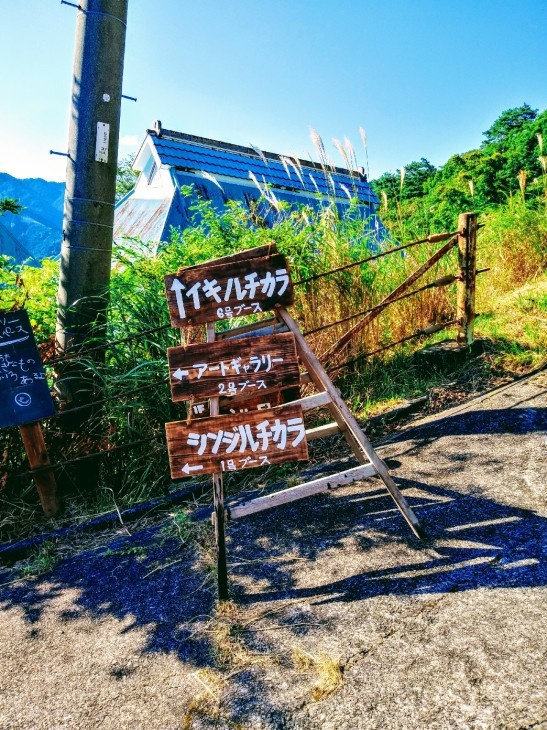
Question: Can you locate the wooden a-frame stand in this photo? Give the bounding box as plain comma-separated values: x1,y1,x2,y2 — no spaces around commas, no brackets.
209,306,424,600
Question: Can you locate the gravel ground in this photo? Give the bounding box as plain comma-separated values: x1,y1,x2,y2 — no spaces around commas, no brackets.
1,371,545,729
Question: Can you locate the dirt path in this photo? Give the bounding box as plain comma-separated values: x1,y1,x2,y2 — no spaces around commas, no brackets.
1,372,546,729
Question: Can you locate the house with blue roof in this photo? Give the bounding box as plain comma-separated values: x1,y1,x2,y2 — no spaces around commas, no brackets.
114,121,382,246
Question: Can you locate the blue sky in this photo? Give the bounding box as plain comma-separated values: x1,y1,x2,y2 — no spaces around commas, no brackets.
1,0,546,183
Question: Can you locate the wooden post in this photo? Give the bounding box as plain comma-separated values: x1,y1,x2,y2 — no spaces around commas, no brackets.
457,212,478,345
19,423,60,518
277,307,425,539
207,322,229,600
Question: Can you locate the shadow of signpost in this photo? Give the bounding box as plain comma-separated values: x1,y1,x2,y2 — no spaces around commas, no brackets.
0,401,545,725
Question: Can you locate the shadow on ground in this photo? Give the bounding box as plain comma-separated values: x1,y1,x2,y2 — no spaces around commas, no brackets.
1,402,545,726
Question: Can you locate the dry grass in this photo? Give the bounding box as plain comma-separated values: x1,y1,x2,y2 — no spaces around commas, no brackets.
293,647,343,701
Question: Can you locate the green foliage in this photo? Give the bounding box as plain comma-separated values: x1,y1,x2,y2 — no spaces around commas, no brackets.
0,197,23,216
373,104,547,236
18,540,58,577
0,256,59,338
116,154,139,202
482,103,537,146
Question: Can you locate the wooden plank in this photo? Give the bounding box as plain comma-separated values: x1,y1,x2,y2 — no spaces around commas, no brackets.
179,244,277,274
321,236,458,361
228,463,377,520
295,391,331,412
207,322,228,601
19,422,60,518
0,310,55,428
165,253,294,327
306,422,341,441
166,402,309,479
457,212,478,345
217,317,277,339
277,307,425,539
189,390,283,419
168,333,300,402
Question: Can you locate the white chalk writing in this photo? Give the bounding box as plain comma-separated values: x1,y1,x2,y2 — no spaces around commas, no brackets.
187,416,305,459
171,269,289,320
0,315,30,347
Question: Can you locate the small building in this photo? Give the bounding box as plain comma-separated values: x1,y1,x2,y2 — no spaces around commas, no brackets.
114,121,382,246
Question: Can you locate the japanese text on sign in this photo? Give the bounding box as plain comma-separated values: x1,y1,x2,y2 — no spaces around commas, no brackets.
165,253,294,326
165,403,308,478
0,310,55,428
168,333,300,403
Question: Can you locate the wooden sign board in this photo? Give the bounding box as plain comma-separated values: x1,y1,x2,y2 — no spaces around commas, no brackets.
165,402,308,478
190,390,284,419
168,332,299,402
164,253,294,327
0,310,55,428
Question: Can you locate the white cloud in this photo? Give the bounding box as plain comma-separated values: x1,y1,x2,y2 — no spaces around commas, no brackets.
119,135,140,147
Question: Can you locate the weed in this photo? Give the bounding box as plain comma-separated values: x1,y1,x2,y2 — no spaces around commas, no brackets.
102,545,147,558
18,540,58,577
212,601,258,670
293,647,343,700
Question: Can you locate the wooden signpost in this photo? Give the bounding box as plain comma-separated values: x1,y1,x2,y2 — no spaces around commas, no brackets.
167,332,300,402
0,309,59,516
164,244,424,600
165,252,294,327
166,402,308,477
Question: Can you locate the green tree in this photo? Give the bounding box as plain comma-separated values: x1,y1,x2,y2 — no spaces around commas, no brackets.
116,155,138,202
481,104,537,146
0,197,23,216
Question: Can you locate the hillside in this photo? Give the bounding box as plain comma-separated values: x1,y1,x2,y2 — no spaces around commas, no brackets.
0,172,64,261
372,103,547,238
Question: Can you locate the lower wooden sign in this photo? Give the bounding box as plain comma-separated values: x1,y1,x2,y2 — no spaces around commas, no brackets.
165,402,308,478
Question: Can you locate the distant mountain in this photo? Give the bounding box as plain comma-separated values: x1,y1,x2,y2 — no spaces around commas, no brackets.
0,172,64,262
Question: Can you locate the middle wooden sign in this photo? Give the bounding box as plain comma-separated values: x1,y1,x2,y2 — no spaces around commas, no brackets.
167,332,300,403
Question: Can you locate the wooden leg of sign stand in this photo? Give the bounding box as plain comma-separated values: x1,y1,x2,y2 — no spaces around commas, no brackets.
207,322,229,600
19,422,60,518
276,307,425,539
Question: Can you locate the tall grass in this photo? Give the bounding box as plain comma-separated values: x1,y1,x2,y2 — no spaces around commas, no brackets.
1,131,545,539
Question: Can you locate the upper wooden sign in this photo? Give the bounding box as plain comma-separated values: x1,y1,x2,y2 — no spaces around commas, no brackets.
0,309,55,429
165,402,308,478
167,332,300,403
164,252,294,327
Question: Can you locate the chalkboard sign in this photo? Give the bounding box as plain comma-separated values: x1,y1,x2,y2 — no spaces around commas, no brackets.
0,310,55,428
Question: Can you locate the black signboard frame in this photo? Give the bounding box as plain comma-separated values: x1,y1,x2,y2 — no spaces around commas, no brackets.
0,309,55,428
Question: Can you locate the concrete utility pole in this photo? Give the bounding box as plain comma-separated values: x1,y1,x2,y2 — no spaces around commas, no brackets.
56,0,128,404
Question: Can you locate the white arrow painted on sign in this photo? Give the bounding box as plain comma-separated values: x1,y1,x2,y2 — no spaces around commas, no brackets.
172,368,189,381
181,463,204,475
170,278,186,319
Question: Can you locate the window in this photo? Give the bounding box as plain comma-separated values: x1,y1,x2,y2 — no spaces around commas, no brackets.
146,160,158,185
